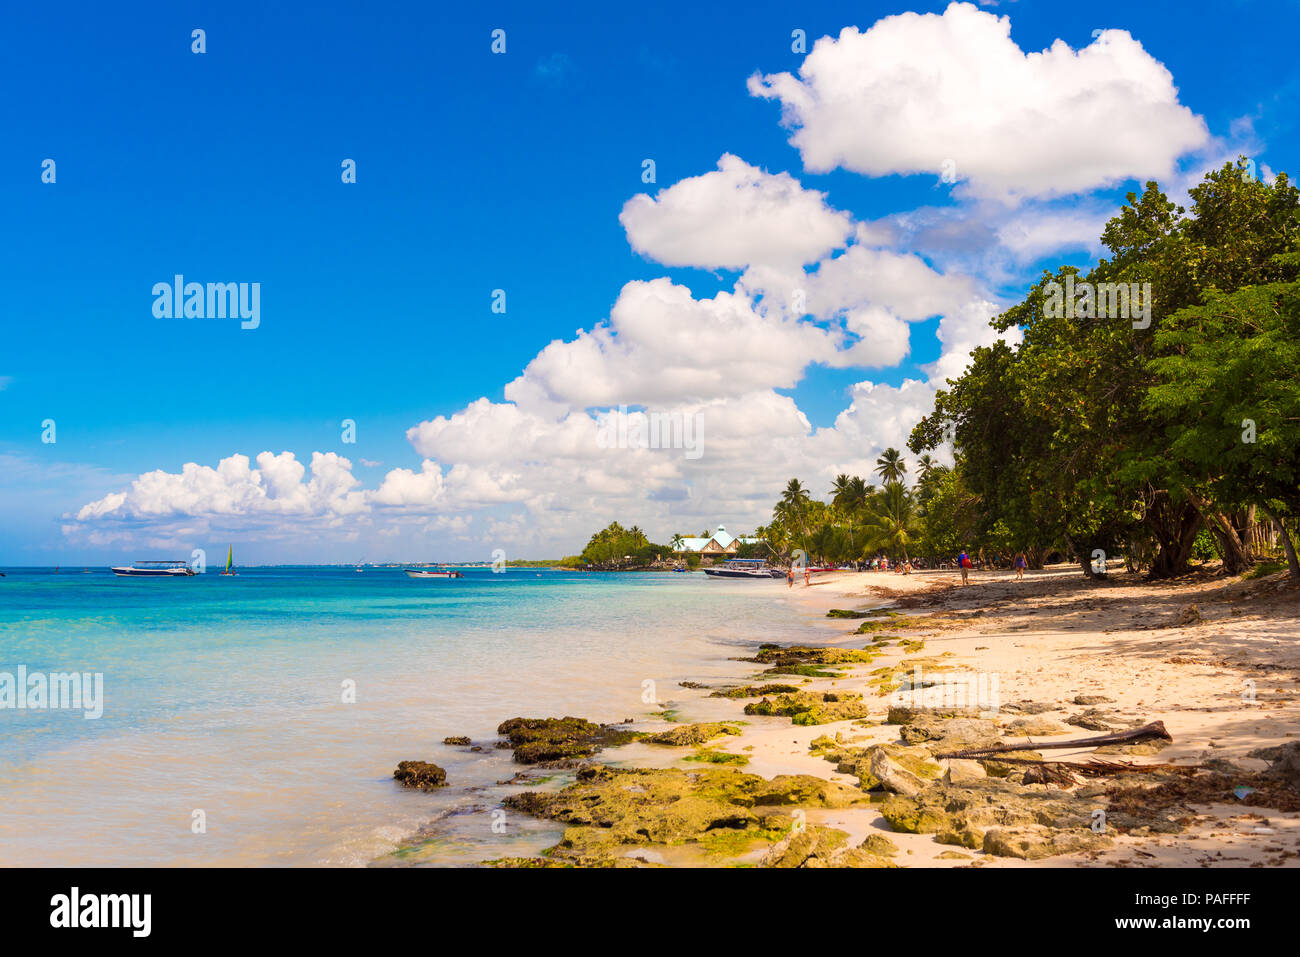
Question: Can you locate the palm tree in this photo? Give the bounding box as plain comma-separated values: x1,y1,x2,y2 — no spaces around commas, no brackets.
862,481,916,562
875,448,907,485
780,478,810,512
670,533,685,552
916,454,937,483
830,474,852,507
778,478,811,545
830,474,850,543
761,522,791,561
831,474,871,552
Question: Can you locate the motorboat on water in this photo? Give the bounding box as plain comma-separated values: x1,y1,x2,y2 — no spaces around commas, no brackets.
703,559,783,579
111,560,196,577
405,567,463,579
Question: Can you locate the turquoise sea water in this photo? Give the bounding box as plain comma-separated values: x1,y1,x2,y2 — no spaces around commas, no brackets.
0,566,837,866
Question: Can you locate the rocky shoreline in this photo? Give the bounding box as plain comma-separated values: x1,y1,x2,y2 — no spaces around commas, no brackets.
388,569,1300,868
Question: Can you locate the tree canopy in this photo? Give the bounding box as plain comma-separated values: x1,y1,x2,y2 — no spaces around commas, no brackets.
908,160,1300,578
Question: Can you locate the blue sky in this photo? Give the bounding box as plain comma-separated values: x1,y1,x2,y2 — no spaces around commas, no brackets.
2,0,1296,563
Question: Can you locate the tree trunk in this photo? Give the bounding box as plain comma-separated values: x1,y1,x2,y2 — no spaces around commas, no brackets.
1066,535,1104,579
1146,499,1202,579
1208,512,1256,575
1191,493,1256,575
1261,504,1300,580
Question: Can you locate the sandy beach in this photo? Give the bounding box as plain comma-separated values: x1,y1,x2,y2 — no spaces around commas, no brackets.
467,566,1300,868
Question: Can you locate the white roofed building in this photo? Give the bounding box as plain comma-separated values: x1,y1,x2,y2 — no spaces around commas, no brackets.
672,525,760,555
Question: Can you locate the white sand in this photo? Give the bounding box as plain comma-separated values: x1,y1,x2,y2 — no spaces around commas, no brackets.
646,566,1300,867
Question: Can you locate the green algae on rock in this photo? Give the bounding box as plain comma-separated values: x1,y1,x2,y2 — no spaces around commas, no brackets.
808,733,843,757
760,826,847,867
761,826,898,868
878,778,1112,858
826,608,875,619
684,747,749,766
754,774,864,808
860,833,899,856
748,644,879,667
393,760,448,790
856,616,922,634
644,722,741,746
496,716,640,764
482,856,582,868
503,765,864,865
744,690,872,725
709,682,800,699
866,744,944,796
763,663,845,678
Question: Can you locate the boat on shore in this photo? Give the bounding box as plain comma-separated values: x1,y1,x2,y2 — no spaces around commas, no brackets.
405,567,463,579
703,559,783,579
111,560,196,577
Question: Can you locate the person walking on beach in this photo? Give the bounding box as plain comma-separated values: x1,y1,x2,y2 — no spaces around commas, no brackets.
803,566,811,587
786,567,794,588
958,551,971,585
1014,552,1027,581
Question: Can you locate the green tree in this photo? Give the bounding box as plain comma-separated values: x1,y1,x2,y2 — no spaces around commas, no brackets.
915,454,936,484
1145,272,1300,577
911,161,1300,579
875,448,907,485
861,481,917,562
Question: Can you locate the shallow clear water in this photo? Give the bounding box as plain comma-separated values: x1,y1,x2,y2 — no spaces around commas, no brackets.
0,566,836,866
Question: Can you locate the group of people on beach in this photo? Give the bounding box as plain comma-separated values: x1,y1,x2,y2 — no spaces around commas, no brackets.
782,550,1031,587
867,556,914,574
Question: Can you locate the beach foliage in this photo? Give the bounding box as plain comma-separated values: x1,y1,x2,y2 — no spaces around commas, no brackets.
572,521,671,568
907,160,1300,578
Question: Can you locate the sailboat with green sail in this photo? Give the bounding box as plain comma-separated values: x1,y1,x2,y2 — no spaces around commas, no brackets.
220,545,236,576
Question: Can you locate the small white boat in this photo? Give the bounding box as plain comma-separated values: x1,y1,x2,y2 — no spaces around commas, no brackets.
703,559,782,579
405,568,463,579
112,560,196,577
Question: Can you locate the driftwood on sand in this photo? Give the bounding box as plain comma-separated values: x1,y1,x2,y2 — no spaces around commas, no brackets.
935,720,1172,760
996,757,1200,778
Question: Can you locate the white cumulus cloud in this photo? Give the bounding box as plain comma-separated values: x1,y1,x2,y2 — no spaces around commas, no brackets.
748,2,1208,202
619,154,854,269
